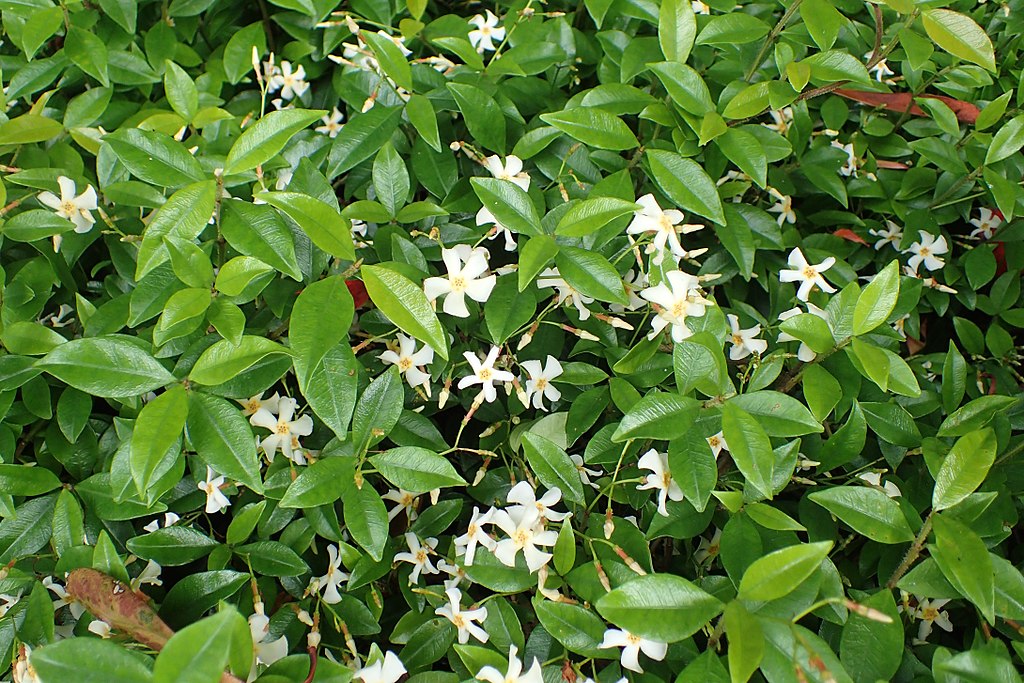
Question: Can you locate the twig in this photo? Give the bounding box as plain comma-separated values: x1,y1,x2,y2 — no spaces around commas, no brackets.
885,510,934,589
745,0,804,82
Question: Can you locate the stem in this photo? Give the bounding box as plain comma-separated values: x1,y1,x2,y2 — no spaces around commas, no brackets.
885,510,934,589
745,0,804,82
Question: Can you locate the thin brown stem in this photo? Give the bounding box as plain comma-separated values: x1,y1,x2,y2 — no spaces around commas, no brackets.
886,510,934,589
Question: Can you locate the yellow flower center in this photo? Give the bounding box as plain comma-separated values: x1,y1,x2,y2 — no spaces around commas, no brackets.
275,421,290,435
398,357,413,371
60,200,77,215
452,614,466,628
450,275,467,292
478,368,492,381
732,334,744,345
512,529,529,547
919,247,930,257
415,550,427,563
671,301,686,318
708,436,720,448
626,634,641,645
922,607,939,621
802,266,818,279
534,378,548,390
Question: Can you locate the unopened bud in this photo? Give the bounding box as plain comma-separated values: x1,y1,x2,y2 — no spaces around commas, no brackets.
844,599,894,623
450,141,462,151
296,609,314,626
438,385,450,409
429,488,440,505
307,629,322,648
604,509,614,540
517,332,533,350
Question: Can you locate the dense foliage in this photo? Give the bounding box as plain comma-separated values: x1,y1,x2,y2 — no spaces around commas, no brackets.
0,0,1022,680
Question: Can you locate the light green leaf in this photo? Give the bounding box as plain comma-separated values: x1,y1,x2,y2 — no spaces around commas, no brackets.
189,336,291,386
541,108,639,151
370,447,467,493
596,573,723,642
522,433,585,504
37,336,174,398
737,541,833,602
853,260,900,335
659,0,696,63
256,191,355,260
646,149,726,225
362,264,449,361
808,486,915,543
922,9,996,72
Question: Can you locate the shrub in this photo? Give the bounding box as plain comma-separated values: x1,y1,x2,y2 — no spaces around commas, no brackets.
0,0,1022,681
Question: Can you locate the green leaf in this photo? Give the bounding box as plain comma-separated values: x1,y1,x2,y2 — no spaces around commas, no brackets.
104,128,205,188
136,180,217,279
937,395,1018,437
223,108,325,175
555,246,628,305
839,590,903,683
448,83,506,154
612,392,700,442
540,108,639,151
941,342,967,414
290,276,355,385
37,336,174,398
130,385,187,495
724,601,763,683
722,82,771,119
721,403,774,500
485,275,537,344
0,114,63,145
853,260,900,335
189,336,291,386
344,483,389,561
922,9,996,72
327,106,404,177
0,463,60,496
519,234,559,291
280,456,356,508
351,366,404,451
186,392,263,493
522,433,585,504
804,51,872,84
301,344,359,441
370,447,467,493
163,61,198,122
234,541,309,577
362,30,413,91
66,26,110,86
696,14,770,45
253,191,356,261
33,638,153,683
802,365,841,421
932,514,994,622
372,142,411,218
127,526,219,566
738,541,833,601
361,264,449,361
860,401,921,447
534,600,607,657
223,23,266,84
649,62,714,115
471,177,543,237
153,608,249,683
933,428,996,511
555,197,637,237
985,114,1024,165
808,486,915,543
728,391,823,437
659,0,696,63
219,200,302,281
716,128,767,188
595,573,723,643
646,149,726,225
801,0,844,51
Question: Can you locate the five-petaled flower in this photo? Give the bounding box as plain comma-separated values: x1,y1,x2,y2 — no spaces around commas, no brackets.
903,231,948,273
490,505,558,572
250,396,314,465
458,346,514,403
476,646,543,683
436,587,489,644
598,627,668,673
198,466,231,514
766,188,796,226
380,334,435,394
38,176,98,251
626,194,706,265
468,10,506,52
537,268,595,320
506,481,570,522
519,356,563,410
455,506,497,565
779,247,837,301
315,107,345,137
726,314,768,360
395,532,440,584
424,245,497,318
268,60,309,100
355,651,407,683
908,597,954,643
640,270,712,342
637,449,684,516
483,155,531,190
869,220,903,251
969,208,1001,240
314,544,349,604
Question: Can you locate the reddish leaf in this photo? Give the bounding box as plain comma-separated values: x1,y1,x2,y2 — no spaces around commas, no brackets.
346,279,370,308
833,228,868,245
67,568,174,650
834,89,980,124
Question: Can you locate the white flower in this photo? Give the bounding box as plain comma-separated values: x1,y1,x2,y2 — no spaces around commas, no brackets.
439,560,469,590
268,61,309,100
38,176,98,250
250,397,314,465
394,533,440,584
41,304,75,328
507,481,570,523
777,303,830,362
693,527,722,564
275,168,293,190
858,471,902,498
88,620,112,638
640,270,712,343
130,560,163,590
491,506,558,573
42,577,84,620
910,598,954,643
868,221,903,251
380,334,435,394
764,107,793,135
468,10,506,52
316,107,345,137
706,431,729,459
424,245,497,318
570,454,602,489
766,188,795,226
903,231,948,273
382,489,419,522
249,602,288,672
378,30,412,56
198,466,231,514
143,512,181,533
455,506,497,566
238,392,280,418
969,208,1002,240
692,0,711,13
866,53,896,82
316,544,349,604
458,346,515,403
726,314,767,360
626,194,706,266
477,207,517,251
483,155,531,191
13,645,41,683
0,594,19,619
436,587,489,644
520,356,563,410
476,646,543,683
536,268,595,321
613,269,647,313
598,628,668,673
637,449,684,516
424,55,459,73
779,247,837,301
355,652,407,683
831,140,860,177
